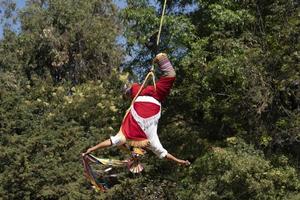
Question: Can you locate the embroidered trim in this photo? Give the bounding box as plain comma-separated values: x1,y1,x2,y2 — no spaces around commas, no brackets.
127,140,150,148
131,105,161,133
134,96,161,106
126,96,161,148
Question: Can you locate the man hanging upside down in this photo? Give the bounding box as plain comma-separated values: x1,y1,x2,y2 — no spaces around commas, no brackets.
83,53,190,166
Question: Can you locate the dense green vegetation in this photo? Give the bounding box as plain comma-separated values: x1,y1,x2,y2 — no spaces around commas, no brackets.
0,0,299,199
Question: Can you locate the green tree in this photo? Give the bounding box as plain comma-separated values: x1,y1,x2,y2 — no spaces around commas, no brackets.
120,0,300,199
1,0,122,83
1,0,299,199
0,0,126,199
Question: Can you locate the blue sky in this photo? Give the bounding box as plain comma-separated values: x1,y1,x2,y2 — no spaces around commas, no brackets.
0,0,127,38
0,0,197,38
0,0,25,37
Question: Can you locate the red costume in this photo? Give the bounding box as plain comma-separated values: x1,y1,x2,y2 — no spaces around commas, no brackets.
110,53,175,158
121,76,176,141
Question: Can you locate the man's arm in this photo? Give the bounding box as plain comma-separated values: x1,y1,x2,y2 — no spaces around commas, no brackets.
165,153,191,166
147,132,190,166
82,139,112,156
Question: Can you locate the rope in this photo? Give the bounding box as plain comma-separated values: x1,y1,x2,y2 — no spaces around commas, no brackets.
120,71,155,124
151,0,167,71
156,0,168,46
119,0,168,135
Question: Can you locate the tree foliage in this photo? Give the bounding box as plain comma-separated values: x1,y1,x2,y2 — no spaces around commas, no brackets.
1,0,122,83
0,0,299,199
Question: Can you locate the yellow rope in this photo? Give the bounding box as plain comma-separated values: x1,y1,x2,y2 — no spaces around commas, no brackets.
150,0,167,72
156,0,168,46
118,0,168,139
120,71,155,124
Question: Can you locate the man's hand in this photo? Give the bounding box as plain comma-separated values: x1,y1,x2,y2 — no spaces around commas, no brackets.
165,153,191,167
82,148,93,157
177,159,191,166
